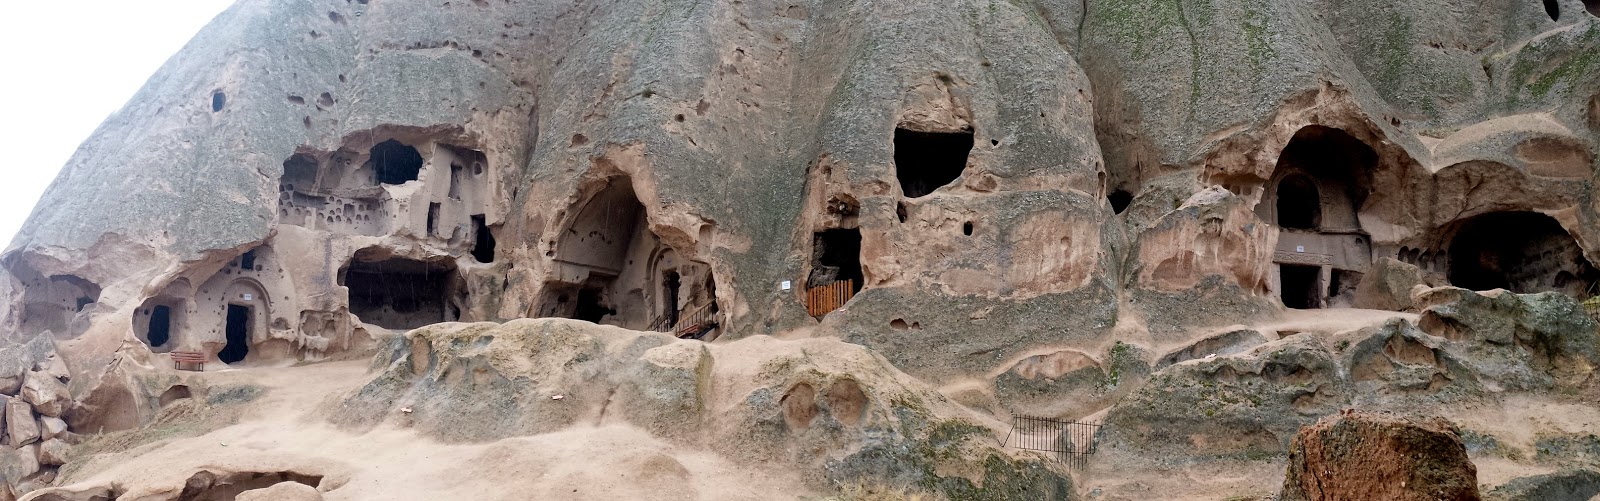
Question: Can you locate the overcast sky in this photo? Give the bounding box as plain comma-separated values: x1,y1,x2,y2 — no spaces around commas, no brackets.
0,0,236,247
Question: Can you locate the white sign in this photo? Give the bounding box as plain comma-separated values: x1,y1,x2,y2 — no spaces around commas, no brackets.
242,294,253,301
1295,246,1305,253
780,281,792,291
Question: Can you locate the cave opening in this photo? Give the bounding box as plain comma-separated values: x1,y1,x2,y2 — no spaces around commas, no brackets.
148,305,172,347
662,271,681,328
370,139,424,185
219,304,251,364
1586,0,1600,17
240,249,258,270
211,90,226,112
1446,211,1599,295
281,154,319,191
1275,175,1322,230
1545,0,1561,20
1280,264,1322,310
573,285,616,323
426,203,441,236
545,176,661,326
1265,125,1377,230
809,229,863,293
1108,189,1134,215
472,214,496,263
894,128,973,198
449,163,464,200
340,250,461,329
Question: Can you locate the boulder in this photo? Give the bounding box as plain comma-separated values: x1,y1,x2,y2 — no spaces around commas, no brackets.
1417,287,1600,388
1353,258,1429,312
236,482,323,501
4,400,37,446
1485,468,1600,501
36,439,68,466
37,417,66,440
0,445,39,486
21,371,70,418
1280,410,1478,501
1342,319,1479,403
1105,334,1347,457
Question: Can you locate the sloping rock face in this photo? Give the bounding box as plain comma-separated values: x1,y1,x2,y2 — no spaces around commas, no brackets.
334,319,1073,499
1106,289,1598,459
1,0,1599,498
1280,411,1479,501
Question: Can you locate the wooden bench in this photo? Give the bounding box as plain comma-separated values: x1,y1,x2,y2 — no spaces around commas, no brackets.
172,351,206,372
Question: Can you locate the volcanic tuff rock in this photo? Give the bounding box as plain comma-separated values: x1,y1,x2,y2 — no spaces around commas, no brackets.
1,0,1600,498
1280,410,1480,501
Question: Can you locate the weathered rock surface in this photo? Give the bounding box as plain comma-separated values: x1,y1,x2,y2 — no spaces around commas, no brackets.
3,400,36,447
236,482,323,501
0,0,1598,498
1353,258,1430,312
1280,411,1479,501
19,373,67,419
336,319,1073,499
1418,287,1600,387
1486,468,1600,501
34,440,67,467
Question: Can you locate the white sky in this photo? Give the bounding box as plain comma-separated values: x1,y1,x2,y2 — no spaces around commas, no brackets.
0,0,236,247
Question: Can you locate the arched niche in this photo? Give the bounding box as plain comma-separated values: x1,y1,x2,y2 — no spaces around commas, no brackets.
1443,211,1599,295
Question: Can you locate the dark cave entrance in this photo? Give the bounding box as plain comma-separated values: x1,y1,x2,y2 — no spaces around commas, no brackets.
1108,189,1134,215
220,304,251,364
662,271,681,328
340,250,461,330
148,305,172,347
1446,212,1599,295
809,229,864,293
1545,0,1561,20
472,214,496,263
371,139,424,185
1275,175,1321,230
1586,0,1600,18
1280,265,1322,310
894,128,974,198
573,285,616,323
546,175,666,327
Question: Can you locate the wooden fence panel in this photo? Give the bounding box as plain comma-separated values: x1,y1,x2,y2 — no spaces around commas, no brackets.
806,280,855,318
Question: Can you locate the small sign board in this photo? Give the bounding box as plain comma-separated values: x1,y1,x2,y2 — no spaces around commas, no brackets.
780,281,792,291
242,293,253,301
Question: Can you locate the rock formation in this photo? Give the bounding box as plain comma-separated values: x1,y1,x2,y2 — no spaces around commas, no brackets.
1280,410,1480,501
0,0,1599,498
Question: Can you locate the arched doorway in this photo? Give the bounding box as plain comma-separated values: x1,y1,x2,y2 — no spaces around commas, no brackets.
218,279,270,365
1263,126,1379,309
1275,175,1321,230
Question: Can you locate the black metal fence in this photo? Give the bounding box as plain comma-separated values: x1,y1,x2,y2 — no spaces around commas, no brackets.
1003,415,1103,468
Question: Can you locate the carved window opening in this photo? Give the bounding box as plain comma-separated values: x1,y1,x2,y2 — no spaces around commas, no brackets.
1108,189,1134,215
1275,175,1321,230
471,215,496,263
370,139,423,185
894,128,973,198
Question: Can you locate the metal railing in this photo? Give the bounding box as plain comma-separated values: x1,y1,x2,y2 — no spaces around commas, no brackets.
1003,415,1103,469
805,279,855,318
649,301,718,339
